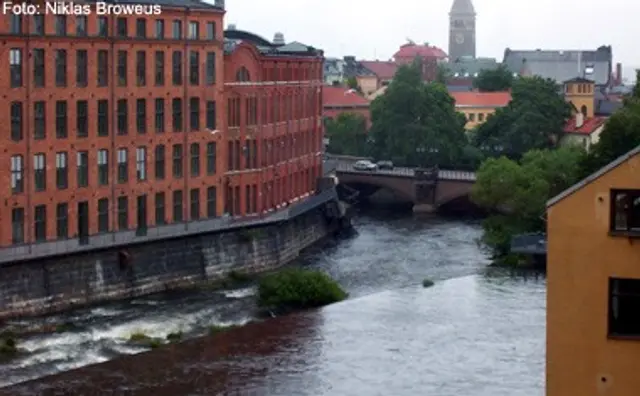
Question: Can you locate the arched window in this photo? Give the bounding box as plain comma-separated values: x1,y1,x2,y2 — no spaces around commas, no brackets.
581,105,588,117
236,67,250,82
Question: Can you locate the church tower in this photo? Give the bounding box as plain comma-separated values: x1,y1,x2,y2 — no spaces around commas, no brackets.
448,0,476,61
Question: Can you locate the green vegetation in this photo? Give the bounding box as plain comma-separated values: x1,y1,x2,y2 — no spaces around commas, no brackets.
422,278,435,288
472,65,514,92
166,331,183,342
128,331,163,349
208,324,239,336
257,268,347,312
346,76,363,94
0,332,17,358
325,113,369,157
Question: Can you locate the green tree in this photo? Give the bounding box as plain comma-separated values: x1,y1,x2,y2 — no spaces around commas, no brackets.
369,60,468,167
472,64,514,92
346,76,362,94
325,113,369,156
436,63,451,85
474,76,572,159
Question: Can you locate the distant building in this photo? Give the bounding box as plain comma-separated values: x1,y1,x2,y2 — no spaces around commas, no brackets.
446,56,499,88
322,86,371,127
358,61,397,96
546,145,640,396
449,91,511,129
393,42,447,82
324,57,346,85
448,0,476,61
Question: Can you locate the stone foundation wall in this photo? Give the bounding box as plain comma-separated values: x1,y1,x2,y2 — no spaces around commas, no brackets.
0,209,334,320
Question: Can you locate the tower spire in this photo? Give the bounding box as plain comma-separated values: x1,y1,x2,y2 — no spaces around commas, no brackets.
450,0,475,15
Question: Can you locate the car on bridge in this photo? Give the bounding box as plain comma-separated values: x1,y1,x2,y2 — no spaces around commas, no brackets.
376,160,394,170
353,160,378,171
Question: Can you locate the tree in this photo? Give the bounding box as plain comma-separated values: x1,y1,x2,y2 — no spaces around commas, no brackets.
324,113,369,156
472,64,514,92
473,76,572,159
436,63,451,85
346,77,362,94
368,60,468,167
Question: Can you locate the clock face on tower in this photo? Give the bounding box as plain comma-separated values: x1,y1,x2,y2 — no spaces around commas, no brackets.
455,33,465,44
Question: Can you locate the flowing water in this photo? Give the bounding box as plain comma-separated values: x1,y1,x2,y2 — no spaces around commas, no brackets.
0,210,546,395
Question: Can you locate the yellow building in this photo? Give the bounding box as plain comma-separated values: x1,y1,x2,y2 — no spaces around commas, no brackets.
449,91,512,129
547,146,640,396
561,77,605,151
564,77,595,118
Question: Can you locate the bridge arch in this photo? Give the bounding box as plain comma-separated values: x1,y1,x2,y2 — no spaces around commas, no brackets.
337,174,416,203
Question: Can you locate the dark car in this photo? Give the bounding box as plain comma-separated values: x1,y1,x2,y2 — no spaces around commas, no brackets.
376,160,394,170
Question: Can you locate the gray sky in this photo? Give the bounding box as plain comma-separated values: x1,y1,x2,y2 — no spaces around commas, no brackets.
224,0,639,79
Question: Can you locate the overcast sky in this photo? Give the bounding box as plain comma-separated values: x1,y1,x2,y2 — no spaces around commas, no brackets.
224,0,639,80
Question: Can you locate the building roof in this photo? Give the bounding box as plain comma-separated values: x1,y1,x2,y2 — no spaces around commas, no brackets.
564,77,595,84
360,61,398,80
446,57,499,76
503,46,612,86
323,86,370,108
449,91,512,108
450,0,475,14
547,144,640,208
564,116,606,135
223,29,321,57
393,43,448,60
595,99,623,116
86,0,222,9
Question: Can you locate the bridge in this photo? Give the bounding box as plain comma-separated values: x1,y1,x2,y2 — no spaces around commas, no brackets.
324,155,477,213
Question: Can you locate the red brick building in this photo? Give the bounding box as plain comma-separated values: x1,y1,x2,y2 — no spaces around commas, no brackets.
393,42,447,82
223,28,324,216
0,1,226,247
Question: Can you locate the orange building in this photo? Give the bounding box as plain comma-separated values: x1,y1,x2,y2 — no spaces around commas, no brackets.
449,91,512,129
546,146,640,396
322,86,371,127
223,28,324,217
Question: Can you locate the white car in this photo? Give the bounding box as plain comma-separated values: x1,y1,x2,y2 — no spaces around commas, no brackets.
353,160,378,171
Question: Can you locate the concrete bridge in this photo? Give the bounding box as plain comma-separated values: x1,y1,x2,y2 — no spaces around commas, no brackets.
325,155,477,213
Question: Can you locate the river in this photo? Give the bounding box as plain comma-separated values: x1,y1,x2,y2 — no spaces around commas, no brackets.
0,210,546,395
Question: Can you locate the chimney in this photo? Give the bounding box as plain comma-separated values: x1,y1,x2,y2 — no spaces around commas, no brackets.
273,32,285,45
616,63,623,86
214,0,225,9
227,24,236,31
575,112,584,128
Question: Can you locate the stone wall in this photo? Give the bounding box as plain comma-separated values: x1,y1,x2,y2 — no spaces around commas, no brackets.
0,209,334,320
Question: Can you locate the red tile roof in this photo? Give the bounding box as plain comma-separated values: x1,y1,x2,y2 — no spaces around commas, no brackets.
323,86,370,108
564,116,607,135
393,43,447,60
449,91,512,108
359,61,398,80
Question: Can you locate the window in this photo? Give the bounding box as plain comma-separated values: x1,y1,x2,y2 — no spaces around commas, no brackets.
155,19,164,38
98,149,109,185
98,198,109,233
609,278,640,337
172,144,183,178
228,97,240,127
136,99,146,133
206,22,215,40
76,16,87,36
10,155,23,194
206,187,217,218
155,51,165,86
246,97,257,125
136,147,147,181
478,113,484,122
117,50,127,86
136,18,146,38
136,50,146,86
188,21,198,39
189,51,199,85
206,142,216,175
155,98,165,133
117,99,128,135
10,101,22,141
77,151,88,187
33,15,44,35
206,101,216,130
117,148,128,183
55,101,67,138
172,51,182,85
10,48,22,87
97,50,108,86
173,190,183,222
117,17,127,37
55,15,66,36
117,196,128,230
190,143,200,177
76,49,88,87
205,52,216,85
172,20,182,39
468,113,475,122
75,100,88,138
33,48,45,87
155,192,165,225
236,67,250,82
136,194,148,235
172,98,182,132
190,189,200,219
11,208,24,244
34,205,47,242
98,100,108,136
189,97,199,131
611,190,640,233
34,153,46,191
97,16,108,36
56,203,68,239
10,14,21,33
155,145,165,179
56,152,68,189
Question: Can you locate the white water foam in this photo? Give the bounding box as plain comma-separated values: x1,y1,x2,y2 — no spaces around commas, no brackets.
222,287,256,299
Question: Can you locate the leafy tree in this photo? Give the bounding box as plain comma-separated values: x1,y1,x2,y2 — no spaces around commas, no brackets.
368,60,468,167
473,76,572,159
472,64,514,92
325,113,369,156
436,63,451,85
346,77,362,94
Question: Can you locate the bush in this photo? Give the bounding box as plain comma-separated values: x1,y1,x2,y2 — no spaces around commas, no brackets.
422,278,434,288
257,268,347,311
128,331,164,349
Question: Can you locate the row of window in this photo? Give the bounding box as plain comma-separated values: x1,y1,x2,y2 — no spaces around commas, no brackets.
9,143,217,194
9,98,216,141
227,91,321,127
9,188,218,244
8,14,216,41
8,48,216,89
466,112,489,123
226,131,320,171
